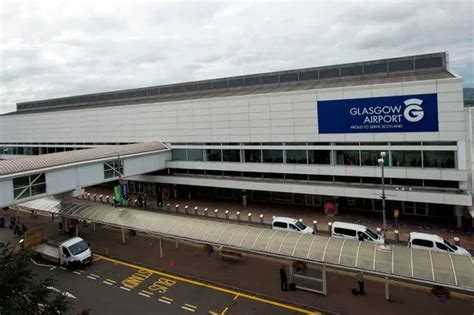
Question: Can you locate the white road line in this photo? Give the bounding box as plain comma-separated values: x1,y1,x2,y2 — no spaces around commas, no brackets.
103,281,114,286
73,271,82,275
87,275,97,280
59,267,67,270
158,299,171,304
185,304,197,309
138,292,151,298
120,286,131,291
106,279,116,283
181,306,196,312
30,258,56,270
160,296,174,302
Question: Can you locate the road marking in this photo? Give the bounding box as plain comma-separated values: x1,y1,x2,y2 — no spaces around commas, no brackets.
120,286,131,291
160,296,173,302
182,306,196,312
87,275,98,280
59,266,67,270
30,258,56,270
90,273,100,278
233,294,239,300
97,255,317,315
158,298,171,304
138,292,151,298
106,279,116,283
185,304,197,309
73,271,83,275
142,290,153,295
221,307,228,315
103,281,114,286
92,256,102,263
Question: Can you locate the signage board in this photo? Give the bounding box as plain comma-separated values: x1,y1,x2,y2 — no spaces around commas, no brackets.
317,93,438,134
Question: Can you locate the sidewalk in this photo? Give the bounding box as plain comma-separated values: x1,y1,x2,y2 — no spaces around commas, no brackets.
2,209,473,315
85,187,474,252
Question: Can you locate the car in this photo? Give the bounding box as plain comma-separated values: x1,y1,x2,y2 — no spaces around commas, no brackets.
272,216,314,234
331,221,384,244
408,232,471,256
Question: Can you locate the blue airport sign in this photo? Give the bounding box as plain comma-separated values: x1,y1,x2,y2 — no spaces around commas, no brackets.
317,93,439,134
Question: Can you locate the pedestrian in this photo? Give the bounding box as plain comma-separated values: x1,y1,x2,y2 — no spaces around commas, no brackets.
357,272,365,295
280,266,288,291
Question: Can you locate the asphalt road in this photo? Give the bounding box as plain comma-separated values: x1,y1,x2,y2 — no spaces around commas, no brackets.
31,255,319,315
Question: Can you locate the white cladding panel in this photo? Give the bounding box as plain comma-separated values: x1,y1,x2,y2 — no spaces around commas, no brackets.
0,180,14,203
0,78,466,144
124,152,170,176
46,168,77,194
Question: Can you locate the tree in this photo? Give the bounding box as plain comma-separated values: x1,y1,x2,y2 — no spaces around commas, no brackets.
0,245,71,315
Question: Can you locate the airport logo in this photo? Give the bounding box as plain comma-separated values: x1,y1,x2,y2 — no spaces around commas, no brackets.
317,93,438,134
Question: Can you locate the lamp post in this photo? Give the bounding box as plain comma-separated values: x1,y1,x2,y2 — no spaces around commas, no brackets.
378,152,387,243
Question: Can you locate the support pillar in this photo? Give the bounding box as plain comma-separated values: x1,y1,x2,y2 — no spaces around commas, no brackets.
454,206,463,228
121,228,126,244
75,225,79,237
159,238,163,258
242,190,247,207
93,222,96,231
175,239,178,249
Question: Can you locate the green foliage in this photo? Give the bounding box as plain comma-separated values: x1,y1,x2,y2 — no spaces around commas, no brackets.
0,245,71,315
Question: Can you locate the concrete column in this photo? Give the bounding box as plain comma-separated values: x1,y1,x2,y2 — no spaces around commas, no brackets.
454,206,463,228
385,277,390,301
172,185,178,199
75,225,79,237
242,190,247,207
121,228,126,244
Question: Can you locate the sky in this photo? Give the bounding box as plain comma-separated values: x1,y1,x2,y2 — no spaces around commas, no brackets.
0,0,473,114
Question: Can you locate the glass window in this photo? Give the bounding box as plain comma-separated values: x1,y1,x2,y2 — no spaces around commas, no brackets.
308,150,330,164
435,242,451,252
262,150,283,163
391,151,422,167
206,149,222,162
172,149,187,161
12,173,46,200
244,150,261,163
187,149,204,161
336,150,360,166
412,239,433,248
13,176,30,189
423,151,455,168
273,222,287,228
68,240,89,255
286,150,307,164
295,221,307,230
222,150,240,162
361,151,381,166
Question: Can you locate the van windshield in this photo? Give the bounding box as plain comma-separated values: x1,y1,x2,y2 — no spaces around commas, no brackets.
295,221,307,230
365,229,379,240
443,240,458,251
68,240,89,255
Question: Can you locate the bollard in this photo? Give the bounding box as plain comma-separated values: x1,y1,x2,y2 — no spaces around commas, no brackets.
175,204,180,213
204,208,209,217
453,236,460,246
184,205,189,214
134,199,138,207
194,206,198,215
214,209,219,218
236,211,241,222
376,227,382,234
328,222,332,232
87,193,91,200
225,210,229,219
93,194,97,201
394,230,400,242
248,212,252,222
259,214,264,224
166,203,170,211
313,220,318,232
106,195,110,204
99,195,103,203
158,202,162,209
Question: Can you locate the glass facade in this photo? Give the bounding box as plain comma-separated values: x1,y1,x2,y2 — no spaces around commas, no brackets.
262,150,283,163
223,149,240,162
423,151,455,168
286,150,307,164
244,150,262,163
205,149,222,162
308,150,330,164
187,149,204,161
13,173,46,200
392,151,422,167
336,150,359,166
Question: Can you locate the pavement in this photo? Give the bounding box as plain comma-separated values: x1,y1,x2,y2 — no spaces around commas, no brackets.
2,208,473,315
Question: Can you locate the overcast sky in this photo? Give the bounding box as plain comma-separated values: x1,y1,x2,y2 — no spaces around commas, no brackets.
0,0,473,114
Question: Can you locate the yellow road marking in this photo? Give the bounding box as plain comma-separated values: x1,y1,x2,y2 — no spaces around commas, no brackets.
96,254,317,315
221,306,228,315
233,294,239,300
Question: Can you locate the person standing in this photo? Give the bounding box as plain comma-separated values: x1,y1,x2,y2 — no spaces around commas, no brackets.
280,266,288,291
357,272,365,295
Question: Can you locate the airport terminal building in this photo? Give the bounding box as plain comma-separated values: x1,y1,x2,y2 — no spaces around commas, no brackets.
1,52,473,228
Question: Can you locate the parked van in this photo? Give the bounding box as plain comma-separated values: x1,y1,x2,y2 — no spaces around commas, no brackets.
331,222,384,244
272,216,314,234
408,232,470,256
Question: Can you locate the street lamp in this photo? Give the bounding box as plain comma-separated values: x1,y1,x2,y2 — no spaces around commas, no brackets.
378,152,387,244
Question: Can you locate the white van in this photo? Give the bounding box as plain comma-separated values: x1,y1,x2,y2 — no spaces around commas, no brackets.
272,216,314,234
408,232,470,256
331,221,384,244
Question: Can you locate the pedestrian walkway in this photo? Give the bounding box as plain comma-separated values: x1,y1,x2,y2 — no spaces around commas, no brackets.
85,187,474,252
2,209,473,315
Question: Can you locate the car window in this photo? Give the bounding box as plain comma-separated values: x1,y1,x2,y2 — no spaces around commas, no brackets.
365,229,378,240
443,240,458,251
62,247,70,256
334,227,356,237
273,221,287,228
68,240,89,255
435,242,452,252
358,232,369,241
289,224,298,230
412,239,433,248
295,221,306,230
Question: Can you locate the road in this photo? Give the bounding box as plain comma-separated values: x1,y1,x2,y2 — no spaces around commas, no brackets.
32,255,319,315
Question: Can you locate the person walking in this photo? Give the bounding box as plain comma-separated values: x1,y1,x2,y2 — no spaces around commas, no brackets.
357,272,365,295
280,266,288,291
